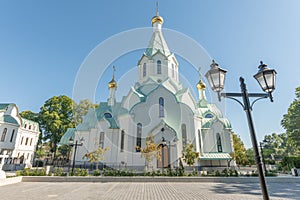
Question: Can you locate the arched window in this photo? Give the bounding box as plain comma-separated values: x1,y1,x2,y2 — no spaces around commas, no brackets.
198,130,202,152
136,123,142,152
29,125,32,130
99,132,105,148
120,130,125,152
217,133,222,152
159,97,164,117
143,63,146,77
172,64,175,78
24,124,27,129
157,60,162,74
1,128,7,142
182,124,187,147
10,129,15,142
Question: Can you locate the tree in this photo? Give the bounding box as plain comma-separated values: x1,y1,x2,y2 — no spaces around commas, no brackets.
39,95,75,160
281,87,300,151
83,147,109,169
182,143,199,167
245,148,255,166
137,134,161,171
73,99,98,125
232,133,248,166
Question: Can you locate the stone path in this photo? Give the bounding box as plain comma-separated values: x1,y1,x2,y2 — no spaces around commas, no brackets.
0,182,299,200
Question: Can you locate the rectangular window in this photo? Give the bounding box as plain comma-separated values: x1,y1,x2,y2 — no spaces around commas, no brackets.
25,137,29,145
20,137,24,145
120,130,125,152
99,132,104,148
10,130,15,142
30,138,33,146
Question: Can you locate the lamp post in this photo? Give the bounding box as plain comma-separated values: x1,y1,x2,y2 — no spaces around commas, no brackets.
260,139,268,173
69,137,84,175
205,60,277,200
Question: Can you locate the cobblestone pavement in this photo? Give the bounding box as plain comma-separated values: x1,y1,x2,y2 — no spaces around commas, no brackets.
0,182,299,200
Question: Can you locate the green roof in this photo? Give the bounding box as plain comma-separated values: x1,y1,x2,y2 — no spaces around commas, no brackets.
0,115,19,125
59,128,75,145
0,104,10,111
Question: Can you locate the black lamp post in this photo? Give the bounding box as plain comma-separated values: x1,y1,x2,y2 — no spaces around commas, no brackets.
205,60,277,200
260,139,268,173
69,137,84,175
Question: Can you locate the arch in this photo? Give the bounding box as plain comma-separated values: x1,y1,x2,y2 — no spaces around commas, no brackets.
136,123,142,152
159,97,164,117
157,60,162,74
1,128,7,142
181,124,187,147
143,63,146,77
217,133,222,152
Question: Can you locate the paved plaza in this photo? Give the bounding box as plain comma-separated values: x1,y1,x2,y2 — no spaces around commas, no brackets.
0,181,299,200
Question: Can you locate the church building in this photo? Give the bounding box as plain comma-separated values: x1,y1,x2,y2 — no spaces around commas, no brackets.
61,12,234,170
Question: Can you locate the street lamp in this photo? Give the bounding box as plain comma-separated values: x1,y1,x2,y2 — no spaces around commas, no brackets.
69,137,84,175
260,139,268,174
205,60,277,200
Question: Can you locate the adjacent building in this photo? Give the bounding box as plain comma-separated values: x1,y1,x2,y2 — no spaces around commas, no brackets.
0,103,40,167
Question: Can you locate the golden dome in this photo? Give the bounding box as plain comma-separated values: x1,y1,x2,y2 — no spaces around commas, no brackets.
108,76,117,89
151,15,164,25
196,79,206,90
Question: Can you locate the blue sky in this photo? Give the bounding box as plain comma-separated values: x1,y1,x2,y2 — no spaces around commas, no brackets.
1,0,299,148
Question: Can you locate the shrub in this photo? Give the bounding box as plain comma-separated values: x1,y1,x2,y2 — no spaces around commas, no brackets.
93,169,101,176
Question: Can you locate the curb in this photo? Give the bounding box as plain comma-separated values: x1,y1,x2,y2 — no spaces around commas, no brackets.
20,176,300,183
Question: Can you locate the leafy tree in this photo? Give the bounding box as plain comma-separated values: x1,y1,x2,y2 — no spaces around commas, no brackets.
58,144,71,158
39,95,75,160
182,143,199,167
138,134,161,170
281,87,300,151
73,99,98,125
83,147,109,169
245,148,255,166
232,133,248,166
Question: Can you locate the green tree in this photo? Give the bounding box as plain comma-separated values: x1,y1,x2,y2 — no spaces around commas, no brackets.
245,148,255,166
182,143,199,167
281,87,300,152
73,99,98,125
232,133,248,166
39,95,75,160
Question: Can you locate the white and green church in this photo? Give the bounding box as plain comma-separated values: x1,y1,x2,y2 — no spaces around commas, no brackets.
61,13,234,170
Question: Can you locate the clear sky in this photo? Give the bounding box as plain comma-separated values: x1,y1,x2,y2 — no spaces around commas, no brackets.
1,0,299,148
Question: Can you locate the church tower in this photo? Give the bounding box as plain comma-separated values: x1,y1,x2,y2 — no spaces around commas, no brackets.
137,4,179,85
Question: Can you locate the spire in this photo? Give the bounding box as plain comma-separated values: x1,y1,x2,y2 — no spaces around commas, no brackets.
145,2,170,58
151,1,164,26
196,67,207,107
108,66,117,89
108,66,117,106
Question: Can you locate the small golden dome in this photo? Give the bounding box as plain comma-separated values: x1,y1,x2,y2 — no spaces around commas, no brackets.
108,77,117,89
196,79,206,90
151,15,164,25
